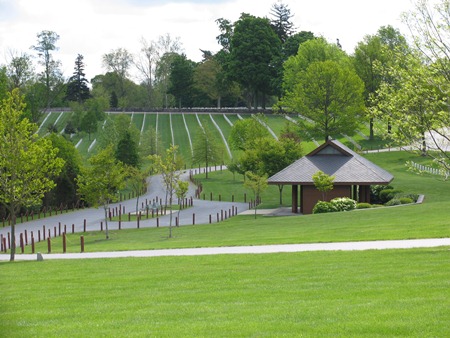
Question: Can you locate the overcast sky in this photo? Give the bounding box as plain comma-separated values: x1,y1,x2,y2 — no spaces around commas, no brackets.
0,0,415,81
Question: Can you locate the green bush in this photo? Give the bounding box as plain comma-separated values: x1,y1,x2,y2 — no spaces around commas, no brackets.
356,203,372,209
312,201,337,214
331,197,357,211
399,197,414,204
370,184,394,204
385,198,401,206
379,189,403,203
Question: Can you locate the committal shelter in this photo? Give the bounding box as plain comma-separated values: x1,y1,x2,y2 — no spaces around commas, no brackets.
268,139,394,214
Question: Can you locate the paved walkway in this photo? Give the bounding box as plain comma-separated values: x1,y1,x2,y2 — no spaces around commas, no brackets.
1,238,449,261
0,168,250,243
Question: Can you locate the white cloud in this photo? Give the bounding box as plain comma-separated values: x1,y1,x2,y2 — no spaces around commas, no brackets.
0,0,414,82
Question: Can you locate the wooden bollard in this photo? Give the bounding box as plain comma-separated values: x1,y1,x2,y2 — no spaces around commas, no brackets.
72,224,75,234
48,229,51,239
217,213,219,222
176,217,178,226
63,233,66,253
47,237,51,253
100,222,103,231
210,192,212,201
43,225,46,240
128,212,131,222
156,218,159,227
38,230,41,242
64,224,67,234
192,213,195,225
24,230,28,245
20,233,24,253
80,236,84,253
83,219,86,232
54,227,57,238
31,235,35,254
221,210,224,221
58,222,61,236
0,234,3,252
209,215,212,224
7,232,10,249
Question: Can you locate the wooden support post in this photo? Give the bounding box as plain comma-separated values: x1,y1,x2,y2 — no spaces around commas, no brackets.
63,233,66,253
80,236,84,253
47,237,51,253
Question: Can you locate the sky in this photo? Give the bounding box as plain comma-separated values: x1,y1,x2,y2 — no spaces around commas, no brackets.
0,0,415,82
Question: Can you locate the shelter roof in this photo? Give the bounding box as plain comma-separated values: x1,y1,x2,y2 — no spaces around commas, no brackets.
268,139,393,185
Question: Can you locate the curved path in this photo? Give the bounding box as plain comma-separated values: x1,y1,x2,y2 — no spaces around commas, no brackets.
0,168,249,244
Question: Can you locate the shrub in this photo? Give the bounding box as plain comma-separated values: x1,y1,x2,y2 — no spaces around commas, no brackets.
399,197,413,204
379,189,403,203
385,198,401,206
370,184,394,204
331,197,357,211
312,201,337,214
404,193,419,202
356,203,372,209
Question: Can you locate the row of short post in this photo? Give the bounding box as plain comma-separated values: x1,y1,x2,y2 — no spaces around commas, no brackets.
0,204,240,255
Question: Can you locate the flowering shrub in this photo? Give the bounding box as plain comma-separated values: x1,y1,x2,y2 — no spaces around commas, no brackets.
331,197,357,211
312,201,337,214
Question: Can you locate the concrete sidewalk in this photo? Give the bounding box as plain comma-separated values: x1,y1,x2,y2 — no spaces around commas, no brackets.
1,238,449,261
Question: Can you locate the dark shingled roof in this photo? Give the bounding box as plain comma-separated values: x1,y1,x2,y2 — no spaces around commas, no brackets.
268,139,394,185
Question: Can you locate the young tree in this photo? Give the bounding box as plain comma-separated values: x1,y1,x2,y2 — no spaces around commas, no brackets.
31,30,63,109
0,89,64,261
76,145,126,240
149,144,182,238
192,124,222,178
312,170,335,200
66,54,91,103
175,180,189,225
125,166,148,225
244,171,268,219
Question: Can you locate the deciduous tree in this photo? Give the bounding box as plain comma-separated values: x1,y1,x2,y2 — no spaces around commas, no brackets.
76,145,126,240
0,89,64,261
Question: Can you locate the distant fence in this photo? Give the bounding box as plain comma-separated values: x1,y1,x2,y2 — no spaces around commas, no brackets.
410,161,450,179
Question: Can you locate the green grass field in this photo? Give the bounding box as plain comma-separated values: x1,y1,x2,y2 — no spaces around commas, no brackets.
1,248,449,337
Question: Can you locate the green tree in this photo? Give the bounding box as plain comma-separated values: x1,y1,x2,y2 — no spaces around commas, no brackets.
102,48,133,99
125,166,148,224
168,54,195,108
244,171,268,219
192,124,223,178
31,30,63,109
228,115,270,151
270,2,295,43
372,51,446,157
0,89,64,261
66,54,91,103
149,144,182,238
229,14,281,108
6,52,35,90
312,170,335,200
116,131,140,168
175,180,189,224
44,133,82,207
76,145,126,240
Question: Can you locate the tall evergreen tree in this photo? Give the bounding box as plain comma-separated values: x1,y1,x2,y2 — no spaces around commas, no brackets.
66,54,91,103
270,2,295,43
116,131,140,168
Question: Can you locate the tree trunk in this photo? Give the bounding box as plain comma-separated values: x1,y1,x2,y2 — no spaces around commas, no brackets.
9,213,16,262
369,118,374,140
278,185,284,205
103,205,109,239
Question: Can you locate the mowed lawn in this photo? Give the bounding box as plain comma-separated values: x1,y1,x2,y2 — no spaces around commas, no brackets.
1,248,449,337
2,151,450,336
